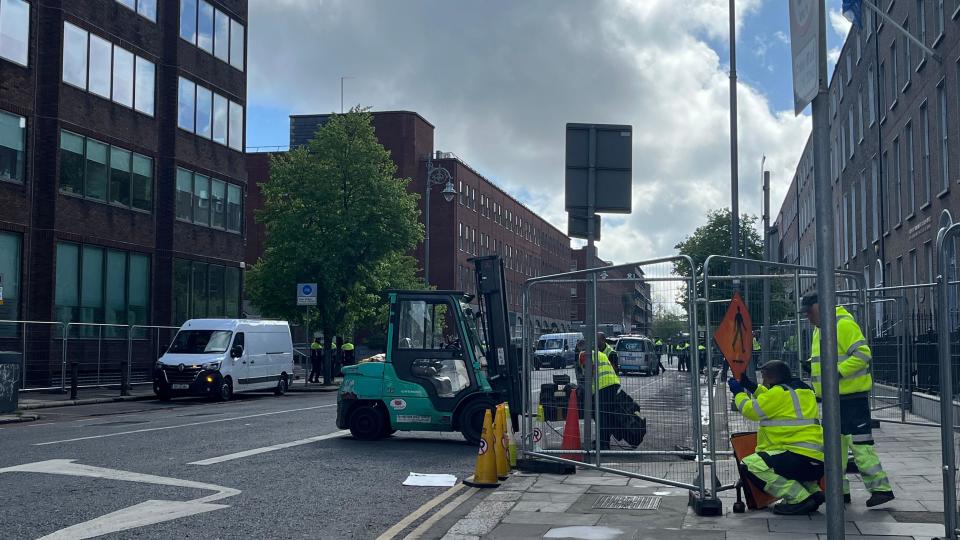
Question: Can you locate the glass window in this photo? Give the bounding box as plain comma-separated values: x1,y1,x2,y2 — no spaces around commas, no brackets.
211,179,225,229
0,109,25,182
111,46,133,107
55,243,79,323
208,264,224,317
940,84,949,192
62,22,88,89
226,183,241,232
191,262,208,318
195,85,212,139
85,139,109,201
229,19,244,70
88,34,112,98
0,0,30,66
109,146,131,207
213,93,228,144
175,168,193,221
169,329,232,354
906,122,915,214
173,259,191,324
917,1,927,47
872,158,880,242
131,154,152,211
197,0,213,53
868,66,877,125
224,266,239,317
890,43,898,100
116,0,134,10
177,77,195,132
137,0,157,22
903,25,911,86
179,0,197,44
59,130,84,194
193,174,209,226
213,9,229,62
228,101,243,151
128,253,149,326
105,249,126,326
134,57,154,115
0,232,21,326
80,245,104,323
922,102,931,203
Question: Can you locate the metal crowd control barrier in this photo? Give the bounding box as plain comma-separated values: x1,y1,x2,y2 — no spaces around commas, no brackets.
519,256,720,512
701,256,866,494
0,320,67,391
936,223,960,539
128,325,180,390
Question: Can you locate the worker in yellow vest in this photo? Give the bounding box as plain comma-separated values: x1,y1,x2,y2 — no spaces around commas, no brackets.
730,360,825,515
342,341,355,366
308,338,322,383
578,339,621,450
801,293,894,507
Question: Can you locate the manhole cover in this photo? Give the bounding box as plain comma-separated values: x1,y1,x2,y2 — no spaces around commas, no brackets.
593,495,661,510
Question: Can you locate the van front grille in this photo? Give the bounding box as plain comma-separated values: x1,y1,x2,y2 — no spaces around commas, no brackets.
163,366,201,384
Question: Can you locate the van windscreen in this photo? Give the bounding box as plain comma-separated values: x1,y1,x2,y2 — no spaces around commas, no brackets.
617,340,646,352
537,339,564,350
168,330,233,354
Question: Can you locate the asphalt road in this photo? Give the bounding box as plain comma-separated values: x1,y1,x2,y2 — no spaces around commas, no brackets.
0,391,477,539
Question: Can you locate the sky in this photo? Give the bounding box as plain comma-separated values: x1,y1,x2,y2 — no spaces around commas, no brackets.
245,0,852,264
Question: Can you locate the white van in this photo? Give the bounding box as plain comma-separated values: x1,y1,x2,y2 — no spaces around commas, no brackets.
153,319,294,401
533,332,583,370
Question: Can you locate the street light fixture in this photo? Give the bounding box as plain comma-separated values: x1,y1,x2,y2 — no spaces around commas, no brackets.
424,156,456,286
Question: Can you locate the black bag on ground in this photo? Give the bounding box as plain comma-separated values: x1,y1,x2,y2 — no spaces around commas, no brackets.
610,388,647,448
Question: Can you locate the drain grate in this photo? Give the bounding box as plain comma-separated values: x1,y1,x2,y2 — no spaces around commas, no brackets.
593,495,661,510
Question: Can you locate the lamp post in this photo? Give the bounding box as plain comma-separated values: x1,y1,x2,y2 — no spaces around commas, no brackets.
424,156,456,287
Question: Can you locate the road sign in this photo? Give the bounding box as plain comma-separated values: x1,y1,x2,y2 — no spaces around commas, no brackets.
568,209,601,240
565,123,633,214
297,283,317,306
713,291,753,380
789,0,820,115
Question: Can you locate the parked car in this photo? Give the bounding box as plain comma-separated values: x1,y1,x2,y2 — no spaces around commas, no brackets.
615,335,659,376
533,332,582,370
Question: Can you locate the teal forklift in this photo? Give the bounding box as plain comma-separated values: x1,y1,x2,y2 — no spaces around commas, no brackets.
336,256,521,444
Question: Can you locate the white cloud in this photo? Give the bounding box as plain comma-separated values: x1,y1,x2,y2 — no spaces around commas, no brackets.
248,0,810,265
829,8,852,38
773,30,790,45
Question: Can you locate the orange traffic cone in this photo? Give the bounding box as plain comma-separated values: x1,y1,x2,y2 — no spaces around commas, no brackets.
504,403,518,468
560,390,582,462
464,408,500,488
493,404,509,480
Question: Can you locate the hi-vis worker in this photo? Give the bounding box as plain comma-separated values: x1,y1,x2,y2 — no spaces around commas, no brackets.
729,360,825,515
801,293,895,507
577,339,621,450
598,332,619,374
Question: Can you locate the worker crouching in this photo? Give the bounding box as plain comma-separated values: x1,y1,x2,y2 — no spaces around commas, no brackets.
729,360,825,515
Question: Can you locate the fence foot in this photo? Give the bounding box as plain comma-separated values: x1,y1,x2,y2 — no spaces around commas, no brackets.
689,491,723,516
69,362,79,401
516,458,576,475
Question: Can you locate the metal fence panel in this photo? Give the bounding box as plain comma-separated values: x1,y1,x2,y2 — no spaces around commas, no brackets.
0,321,66,391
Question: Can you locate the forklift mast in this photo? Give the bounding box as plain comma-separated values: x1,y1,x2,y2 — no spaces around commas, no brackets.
471,256,522,419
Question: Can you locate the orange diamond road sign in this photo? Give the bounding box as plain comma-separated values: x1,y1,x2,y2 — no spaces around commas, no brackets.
713,291,753,380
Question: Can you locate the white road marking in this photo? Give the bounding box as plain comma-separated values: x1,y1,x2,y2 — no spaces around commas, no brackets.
34,404,335,446
0,459,240,539
189,430,349,465
375,480,470,540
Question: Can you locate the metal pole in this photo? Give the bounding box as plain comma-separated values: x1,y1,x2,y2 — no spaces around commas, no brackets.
20,322,26,390
123,326,131,396
937,226,957,539
592,274,601,468
762,170,771,370
583,127,597,455
811,4,845,535
521,284,531,455
689,272,706,501
424,163,432,287
729,0,740,264
61,323,68,393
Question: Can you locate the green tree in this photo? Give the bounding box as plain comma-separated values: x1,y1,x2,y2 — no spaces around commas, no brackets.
650,305,687,340
246,109,424,353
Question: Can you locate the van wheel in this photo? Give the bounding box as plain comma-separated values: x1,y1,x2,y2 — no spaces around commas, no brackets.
350,405,386,441
217,378,233,401
459,399,496,446
274,375,288,396
156,388,172,402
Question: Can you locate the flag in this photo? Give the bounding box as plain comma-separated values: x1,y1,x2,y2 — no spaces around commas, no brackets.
842,0,863,29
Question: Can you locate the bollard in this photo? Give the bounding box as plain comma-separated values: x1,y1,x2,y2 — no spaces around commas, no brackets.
70,360,79,400
120,359,130,396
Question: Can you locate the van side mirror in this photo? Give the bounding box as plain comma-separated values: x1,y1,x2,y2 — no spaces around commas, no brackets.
230,345,244,358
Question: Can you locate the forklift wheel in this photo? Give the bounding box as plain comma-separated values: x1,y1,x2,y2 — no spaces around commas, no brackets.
349,405,386,441
459,400,496,446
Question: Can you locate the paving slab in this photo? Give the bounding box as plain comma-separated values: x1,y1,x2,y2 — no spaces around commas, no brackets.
482,523,553,539
501,511,601,526
563,475,630,486
767,518,860,535
854,521,948,537
519,492,583,503
511,500,574,513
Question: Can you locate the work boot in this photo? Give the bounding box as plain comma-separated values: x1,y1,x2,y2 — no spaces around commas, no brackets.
843,493,851,504
810,492,825,510
865,491,895,507
773,497,819,515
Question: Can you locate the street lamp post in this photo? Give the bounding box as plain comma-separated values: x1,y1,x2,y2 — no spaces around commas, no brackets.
424,156,457,287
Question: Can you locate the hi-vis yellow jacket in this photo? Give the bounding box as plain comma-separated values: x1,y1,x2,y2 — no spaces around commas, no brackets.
734,382,824,461
810,306,872,397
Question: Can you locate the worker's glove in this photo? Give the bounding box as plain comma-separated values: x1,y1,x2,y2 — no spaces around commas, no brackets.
727,377,743,395
739,374,758,393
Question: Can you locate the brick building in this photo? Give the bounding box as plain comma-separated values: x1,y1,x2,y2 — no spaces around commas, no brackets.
570,246,652,335
0,0,248,385
776,3,960,322
246,111,576,335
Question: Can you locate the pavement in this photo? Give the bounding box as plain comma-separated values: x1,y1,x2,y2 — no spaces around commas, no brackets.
415,420,949,539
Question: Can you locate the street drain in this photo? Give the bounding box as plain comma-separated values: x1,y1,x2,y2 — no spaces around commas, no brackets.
593,495,661,510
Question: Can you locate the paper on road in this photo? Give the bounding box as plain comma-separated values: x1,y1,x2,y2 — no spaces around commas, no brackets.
403,472,458,487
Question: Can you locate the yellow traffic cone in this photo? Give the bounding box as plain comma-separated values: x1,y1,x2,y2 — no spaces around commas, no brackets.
493,404,509,480
537,404,545,421
463,409,500,488
504,403,518,468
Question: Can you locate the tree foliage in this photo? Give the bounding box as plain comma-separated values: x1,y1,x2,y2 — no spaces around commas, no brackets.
246,109,424,344
650,305,687,340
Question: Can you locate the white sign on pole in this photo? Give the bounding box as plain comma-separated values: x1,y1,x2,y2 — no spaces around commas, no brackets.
297,283,317,306
789,0,820,116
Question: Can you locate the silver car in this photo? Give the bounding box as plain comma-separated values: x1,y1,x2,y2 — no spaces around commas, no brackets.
615,336,658,376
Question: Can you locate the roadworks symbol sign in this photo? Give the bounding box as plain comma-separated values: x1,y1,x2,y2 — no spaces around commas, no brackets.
713,290,753,380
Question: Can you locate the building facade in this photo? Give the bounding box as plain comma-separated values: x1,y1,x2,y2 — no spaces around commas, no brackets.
777,2,960,323
569,247,653,336
0,0,248,385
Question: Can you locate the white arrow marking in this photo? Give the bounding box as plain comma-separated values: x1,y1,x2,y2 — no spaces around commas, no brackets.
0,459,241,539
